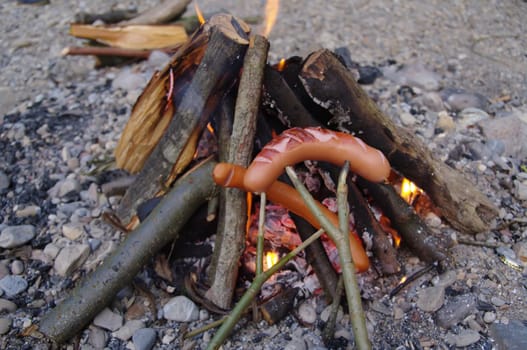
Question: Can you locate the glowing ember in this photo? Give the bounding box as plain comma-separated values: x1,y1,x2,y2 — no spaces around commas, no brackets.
194,1,205,25
265,251,279,270
398,275,407,285
400,178,422,204
206,122,214,135
261,0,280,38
277,58,286,72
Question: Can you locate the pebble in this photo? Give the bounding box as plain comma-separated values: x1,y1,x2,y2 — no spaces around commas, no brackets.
93,308,123,332
446,329,480,347
416,286,445,312
147,50,171,69
10,260,24,275
483,311,496,323
490,296,506,307
53,243,90,276
112,68,148,92
432,270,457,288
478,112,527,159
89,325,108,348
0,225,36,248
133,328,157,350
514,181,527,201
382,62,441,90
489,320,527,350
424,212,442,228
57,178,81,198
436,111,456,132
0,317,11,335
435,294,476,328
62,223,85,240
0,171,9,191
399,112,417,126
456,108,489,129
0,298,17,313
441,88,488,112
113,319,145,341
284,337,307,350
15,205,41,218
43,243,60,259
163,296,199,322
0,275,28,297
297,301,317,325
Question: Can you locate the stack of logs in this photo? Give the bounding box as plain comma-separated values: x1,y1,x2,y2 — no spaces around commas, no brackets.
38,13,498,345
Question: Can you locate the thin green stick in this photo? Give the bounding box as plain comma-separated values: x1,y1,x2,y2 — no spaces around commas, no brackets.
206,228,325,350
256,192,267,276
286,165,371,350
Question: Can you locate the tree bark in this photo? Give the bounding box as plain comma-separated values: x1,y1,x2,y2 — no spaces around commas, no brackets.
206,35,269,309
299,49,497,234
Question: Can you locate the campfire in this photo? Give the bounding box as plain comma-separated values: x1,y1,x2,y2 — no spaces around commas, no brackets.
38,3,499,349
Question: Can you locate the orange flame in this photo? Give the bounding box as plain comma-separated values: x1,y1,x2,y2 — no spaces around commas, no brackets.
264,251,279,270
400,178,422,204
195,1,205,25
261,0,280,38
277,58,286,72
206,122,214,135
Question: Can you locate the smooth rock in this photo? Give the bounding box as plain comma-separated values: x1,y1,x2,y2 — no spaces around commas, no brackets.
163,296,199,322
0,171,9,191
62,223,85,240
0,317,11,335
15,205,41,218
114,319,145,341
441,88,488,112
10,260,24,275
88,325,108,348
446,329,480,347
297,301,317,325
512,241,527,265
57,178,81,198
436,111,456,132
133,328,157,350
416,286,445,312
514,181,527,201
490,296,506,307
478,112,527,159
432,270,457,288
0,275,28,297
483,311,496,323
53,244,90,276
93,308,123,331
400,112,417,126
383,62,441,90
435,294,476,328
147,50,171,69
457,108,489,129
43,243,60,259
489,320,527,350
0,86,17,117
0,225,36,248
0,298,17,313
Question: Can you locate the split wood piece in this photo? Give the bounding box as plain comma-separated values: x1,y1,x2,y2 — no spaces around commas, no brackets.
206,35,270,309
116,15,250,226
69,23,188,50
260,287,298,325
357,177,447,264
38,159,217,345
299,49,498,234
120,0,192,25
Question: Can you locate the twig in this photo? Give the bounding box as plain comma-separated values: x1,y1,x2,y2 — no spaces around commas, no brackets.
388,262,438,298
38,159,218,344
206,228,325,350
322,276,344,344
336,162,371,350
256,192,267,276
286,165,371,350
456,238,502,249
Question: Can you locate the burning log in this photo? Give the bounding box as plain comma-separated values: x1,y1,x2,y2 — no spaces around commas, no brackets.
298,49,498,234
115,14,250,226
260,287,298,325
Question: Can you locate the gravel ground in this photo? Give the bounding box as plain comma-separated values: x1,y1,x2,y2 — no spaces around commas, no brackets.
1,1,526,349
